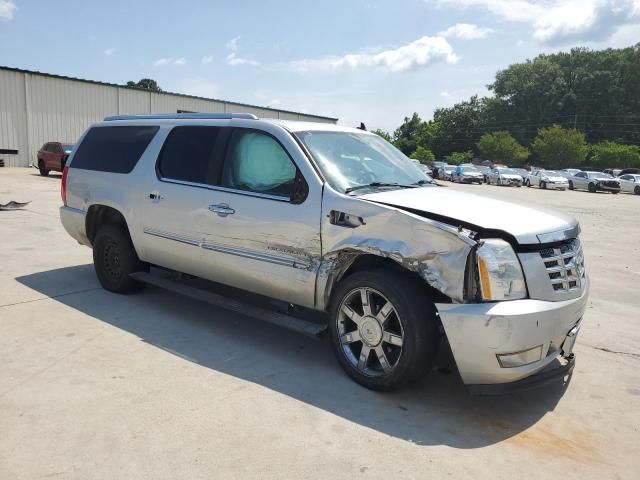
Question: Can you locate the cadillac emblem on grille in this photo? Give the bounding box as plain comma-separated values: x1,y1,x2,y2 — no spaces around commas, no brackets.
539,239,585,292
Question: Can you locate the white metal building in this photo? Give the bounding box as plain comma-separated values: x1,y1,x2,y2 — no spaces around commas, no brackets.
0,66,337,167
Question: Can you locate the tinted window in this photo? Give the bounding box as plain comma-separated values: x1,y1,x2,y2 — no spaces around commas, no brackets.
72,126,159,173
221,129,296,198
157,126,221,184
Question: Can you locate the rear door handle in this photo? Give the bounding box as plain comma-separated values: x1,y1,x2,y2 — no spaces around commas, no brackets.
209,203,235,217
149,190,164,200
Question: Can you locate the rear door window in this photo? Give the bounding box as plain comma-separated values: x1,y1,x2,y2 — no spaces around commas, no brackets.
157,126,223,184
72,126,159,173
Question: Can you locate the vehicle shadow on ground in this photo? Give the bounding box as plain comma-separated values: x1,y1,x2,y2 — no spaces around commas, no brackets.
17,264,570,449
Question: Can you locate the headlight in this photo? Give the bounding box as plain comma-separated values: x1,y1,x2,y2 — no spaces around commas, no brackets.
476,239,527,301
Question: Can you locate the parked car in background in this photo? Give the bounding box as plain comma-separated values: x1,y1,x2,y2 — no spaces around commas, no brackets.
431,161,447,179
441,165,456,181
452,165,484,184
618,174,640,195
59,112,588,393
411,159,432,177
568,171,620,193
487,167,523,187
603,168,622,177
37,141,74,176
525,170,569,190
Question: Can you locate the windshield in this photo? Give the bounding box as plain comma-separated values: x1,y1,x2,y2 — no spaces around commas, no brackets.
497,168,519,175
461,166,479,172
62,143,74,151
542,170,560,176
588,172,612,179
296,131,431,193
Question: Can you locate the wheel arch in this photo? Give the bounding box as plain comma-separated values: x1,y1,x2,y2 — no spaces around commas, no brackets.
85,204,131,246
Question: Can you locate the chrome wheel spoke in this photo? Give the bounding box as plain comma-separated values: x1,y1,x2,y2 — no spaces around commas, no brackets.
358,346,371,371
360,288,372,316
341,331,361,345
341,304,363,326
382,331,403,347
375,346,392,374
376,301,393,325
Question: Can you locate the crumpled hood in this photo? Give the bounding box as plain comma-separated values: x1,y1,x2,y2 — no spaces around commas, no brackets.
361,186,578,244
498,174,522,180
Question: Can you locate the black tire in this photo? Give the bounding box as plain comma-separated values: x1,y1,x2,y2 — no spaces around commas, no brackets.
38,160,50,177
611,190,619,194
568,180,574,190
93,224,148,294
497,178,502,186
328,270,439,391
541,181,547,190
525,179,531,187
588,182,597,193
635,186,640,195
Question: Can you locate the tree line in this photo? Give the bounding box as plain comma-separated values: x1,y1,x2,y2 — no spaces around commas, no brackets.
374,44,640,169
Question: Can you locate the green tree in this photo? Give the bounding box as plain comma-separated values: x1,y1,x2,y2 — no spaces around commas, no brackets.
393,113,423,155
410,146,436,164
531,125,589,168
477,131,529,165
590,142,640,168
431,96,489,158
371,129,393,143
126,78,162,92
445,150,473,165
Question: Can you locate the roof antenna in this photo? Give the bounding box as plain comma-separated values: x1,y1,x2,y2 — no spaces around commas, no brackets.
358,122,367,131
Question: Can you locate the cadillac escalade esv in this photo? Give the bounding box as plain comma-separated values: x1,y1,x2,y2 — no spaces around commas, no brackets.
60,113,588,393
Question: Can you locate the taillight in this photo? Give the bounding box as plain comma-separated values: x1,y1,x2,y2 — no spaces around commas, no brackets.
61,166,69,205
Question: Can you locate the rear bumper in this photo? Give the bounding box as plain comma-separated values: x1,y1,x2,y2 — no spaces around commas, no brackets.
59,206,90,246
436,280,588,387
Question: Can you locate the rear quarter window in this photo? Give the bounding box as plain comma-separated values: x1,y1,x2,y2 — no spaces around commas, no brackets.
71,126,159,173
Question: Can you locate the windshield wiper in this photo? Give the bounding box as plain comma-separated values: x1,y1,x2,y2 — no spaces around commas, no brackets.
412,179,432,186
344,182,416,194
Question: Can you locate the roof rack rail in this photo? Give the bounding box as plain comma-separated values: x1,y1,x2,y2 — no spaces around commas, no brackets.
103,113,258,121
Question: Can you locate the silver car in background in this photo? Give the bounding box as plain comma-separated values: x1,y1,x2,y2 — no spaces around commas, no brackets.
59,113,587,394
487,167,524,187
526,170,569,190
568,171,621,193
618,173,640,194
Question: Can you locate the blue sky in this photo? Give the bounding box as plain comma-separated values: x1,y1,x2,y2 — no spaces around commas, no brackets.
0,0,638,131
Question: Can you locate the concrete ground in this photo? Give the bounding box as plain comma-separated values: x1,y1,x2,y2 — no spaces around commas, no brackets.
1,167,638,479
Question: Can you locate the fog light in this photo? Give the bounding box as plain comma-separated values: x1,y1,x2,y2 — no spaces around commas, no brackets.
496,345,543,368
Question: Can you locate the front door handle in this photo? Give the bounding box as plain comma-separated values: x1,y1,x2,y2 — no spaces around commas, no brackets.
209,203,235,217
149,190,164,200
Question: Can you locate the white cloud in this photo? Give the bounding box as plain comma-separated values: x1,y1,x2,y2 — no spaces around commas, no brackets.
438,22,494,39
224,36,259,66
437,0,640,44
226,52,259,66
177,76,219,98
201,55,213,64
0,0,16,20
290,36,458,73
153,57,187,67
103,48,115,57
440,90,451,97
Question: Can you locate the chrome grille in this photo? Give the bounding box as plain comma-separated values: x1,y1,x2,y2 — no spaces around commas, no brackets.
538,239,585,292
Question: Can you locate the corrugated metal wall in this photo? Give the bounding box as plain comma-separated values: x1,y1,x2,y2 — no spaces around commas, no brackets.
0,68,336,167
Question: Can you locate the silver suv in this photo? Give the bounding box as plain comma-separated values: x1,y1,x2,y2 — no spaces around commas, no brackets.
60,113,588,393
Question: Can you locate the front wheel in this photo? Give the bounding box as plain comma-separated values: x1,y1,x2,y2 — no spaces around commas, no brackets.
569,181,574,190
329,270,438,391
525,179,531,187
588,183,597,193
541,181,547,190
635,186,640,195
93,224,148,294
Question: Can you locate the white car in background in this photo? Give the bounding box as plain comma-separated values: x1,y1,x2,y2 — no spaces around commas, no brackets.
618,174,640,195
441,165,456,181
558,168,582,179
487,167,523,187
568,171,621,193
526,170,569,190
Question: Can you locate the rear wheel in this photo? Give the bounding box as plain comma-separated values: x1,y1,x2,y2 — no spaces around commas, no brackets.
38,160,50,177
93,224,148,294
635,186,640,195
588,183,597,193
329,270,439,391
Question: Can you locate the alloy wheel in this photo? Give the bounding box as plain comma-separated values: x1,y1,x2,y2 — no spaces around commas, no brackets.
337,287,404,377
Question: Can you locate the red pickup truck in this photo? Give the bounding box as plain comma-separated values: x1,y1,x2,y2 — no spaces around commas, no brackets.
37,142,74,176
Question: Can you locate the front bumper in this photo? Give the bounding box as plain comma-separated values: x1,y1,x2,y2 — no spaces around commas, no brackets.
544,182,568,190
501,178,522,186
436,280,588,387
